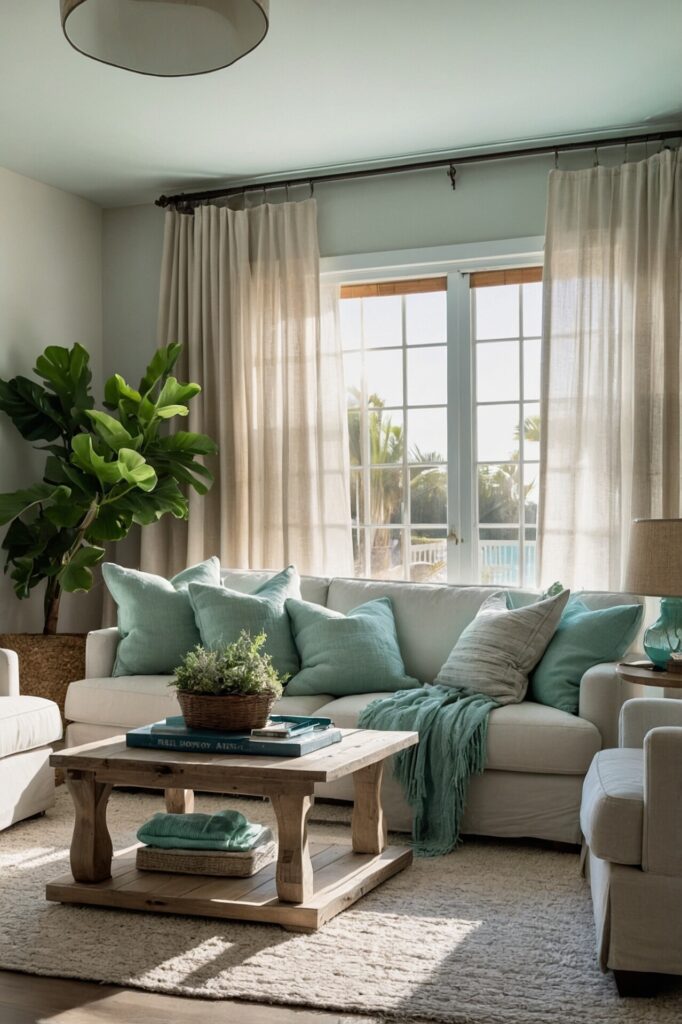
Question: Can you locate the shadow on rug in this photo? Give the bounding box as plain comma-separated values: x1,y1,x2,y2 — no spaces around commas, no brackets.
1,788,681,1024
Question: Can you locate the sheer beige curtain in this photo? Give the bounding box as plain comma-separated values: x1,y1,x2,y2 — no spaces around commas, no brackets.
538,149,682,590
140,198,353,578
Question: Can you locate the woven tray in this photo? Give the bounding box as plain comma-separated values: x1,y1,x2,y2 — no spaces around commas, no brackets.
136,834,276,878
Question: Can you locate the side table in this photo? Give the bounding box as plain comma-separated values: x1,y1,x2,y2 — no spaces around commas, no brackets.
617,661,682,695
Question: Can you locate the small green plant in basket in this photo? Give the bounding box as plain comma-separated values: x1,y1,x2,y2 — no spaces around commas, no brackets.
171,631,285,731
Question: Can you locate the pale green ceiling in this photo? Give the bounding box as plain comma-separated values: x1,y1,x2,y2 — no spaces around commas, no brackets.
0,0,681,207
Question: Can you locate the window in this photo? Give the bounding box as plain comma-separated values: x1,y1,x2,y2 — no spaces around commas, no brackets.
471,269,542,586
335,243,543,588
341,279,448,582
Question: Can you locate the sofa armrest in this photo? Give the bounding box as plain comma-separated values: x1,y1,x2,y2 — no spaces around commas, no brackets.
643,725,682,875
578,663,634,749
85,627,119,678
0,648,20,696
620,697,682,748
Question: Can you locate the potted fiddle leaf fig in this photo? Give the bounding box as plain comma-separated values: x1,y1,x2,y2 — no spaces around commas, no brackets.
0,342,216,710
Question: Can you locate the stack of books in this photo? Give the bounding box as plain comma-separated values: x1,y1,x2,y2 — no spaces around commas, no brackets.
126,714,342,757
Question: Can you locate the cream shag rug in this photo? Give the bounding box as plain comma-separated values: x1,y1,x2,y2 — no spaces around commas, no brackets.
1,788,681,1024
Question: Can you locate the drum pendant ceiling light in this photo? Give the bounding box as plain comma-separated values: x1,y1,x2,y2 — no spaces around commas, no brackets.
60,0,269,77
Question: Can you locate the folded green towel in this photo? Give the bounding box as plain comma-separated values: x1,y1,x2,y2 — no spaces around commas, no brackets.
137,809,267,851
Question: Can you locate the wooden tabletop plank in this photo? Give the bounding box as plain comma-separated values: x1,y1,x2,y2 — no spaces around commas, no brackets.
51,728,418,783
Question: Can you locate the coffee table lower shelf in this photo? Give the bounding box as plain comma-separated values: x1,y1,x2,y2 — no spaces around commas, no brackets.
46,842,412,932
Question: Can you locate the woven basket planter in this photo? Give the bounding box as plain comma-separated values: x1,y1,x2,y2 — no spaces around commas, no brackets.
177,690,276,732
0,633,85,717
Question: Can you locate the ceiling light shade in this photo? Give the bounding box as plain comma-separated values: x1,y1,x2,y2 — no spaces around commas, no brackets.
60,0,269,77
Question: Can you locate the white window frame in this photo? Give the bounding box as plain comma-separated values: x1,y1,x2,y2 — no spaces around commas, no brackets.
321,236,544,586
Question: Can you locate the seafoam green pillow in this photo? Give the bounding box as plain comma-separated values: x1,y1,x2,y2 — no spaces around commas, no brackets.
103,558,221,676
188,566,301,678
529,597,643,714
285,597,419,696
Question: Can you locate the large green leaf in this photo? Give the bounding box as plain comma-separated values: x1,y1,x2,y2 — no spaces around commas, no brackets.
44,454,94,496
86,504,132,543
155,430,218,456
0,483,71,526
59,544,105,593
139,343,182,396
9,556,35,599
103,373,141,410
71,434,123,485
35,344,93,417
0,377,64,441
117,449,157,492
154,403,189,420
156,376,201,411
85,409,140,452
118,477,187,525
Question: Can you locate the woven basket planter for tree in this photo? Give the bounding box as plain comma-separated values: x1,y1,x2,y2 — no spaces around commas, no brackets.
177,690,276,732
0,633,86,717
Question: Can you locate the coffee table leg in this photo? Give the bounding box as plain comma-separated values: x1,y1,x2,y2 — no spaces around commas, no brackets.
352,760,387,854
271,789,314,903
66,770,113,883
165,788,194,814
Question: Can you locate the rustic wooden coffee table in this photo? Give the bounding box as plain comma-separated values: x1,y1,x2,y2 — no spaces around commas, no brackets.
46,728,418,931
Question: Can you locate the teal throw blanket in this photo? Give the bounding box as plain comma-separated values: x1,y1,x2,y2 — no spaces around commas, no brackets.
137,809,266,851
359,685,497,857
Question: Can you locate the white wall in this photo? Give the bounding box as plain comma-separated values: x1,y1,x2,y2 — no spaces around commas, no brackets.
0,166,103,633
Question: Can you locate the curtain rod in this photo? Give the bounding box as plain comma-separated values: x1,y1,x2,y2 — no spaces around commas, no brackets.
155,128,682,210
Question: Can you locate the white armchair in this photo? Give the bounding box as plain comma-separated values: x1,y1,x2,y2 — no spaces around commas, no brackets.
0,648,62,830
581,697,682,995
0,647,20,697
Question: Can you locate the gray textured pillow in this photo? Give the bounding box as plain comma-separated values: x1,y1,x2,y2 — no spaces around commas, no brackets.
435,589,570,705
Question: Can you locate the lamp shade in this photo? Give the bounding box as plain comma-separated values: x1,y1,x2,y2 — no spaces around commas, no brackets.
623,518,682,597
60,0,269,77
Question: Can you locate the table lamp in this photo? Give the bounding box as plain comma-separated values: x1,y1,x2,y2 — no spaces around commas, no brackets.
623,518,682,669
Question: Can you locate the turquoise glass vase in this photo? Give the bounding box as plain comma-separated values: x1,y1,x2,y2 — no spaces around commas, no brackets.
644,597,682,669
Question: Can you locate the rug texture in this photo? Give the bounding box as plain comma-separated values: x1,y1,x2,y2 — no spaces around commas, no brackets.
1,788,681,1024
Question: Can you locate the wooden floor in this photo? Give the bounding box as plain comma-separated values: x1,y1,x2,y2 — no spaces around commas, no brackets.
0,970,376,1024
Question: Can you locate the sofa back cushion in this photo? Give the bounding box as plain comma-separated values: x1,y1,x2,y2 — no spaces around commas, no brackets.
221,569,330,608
325,578,537,683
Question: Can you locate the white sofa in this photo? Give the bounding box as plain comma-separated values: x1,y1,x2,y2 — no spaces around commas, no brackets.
65,570,641,845
0,649,63,830
581,698,682,991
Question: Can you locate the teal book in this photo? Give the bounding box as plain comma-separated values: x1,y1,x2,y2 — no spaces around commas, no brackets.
126,718,342,757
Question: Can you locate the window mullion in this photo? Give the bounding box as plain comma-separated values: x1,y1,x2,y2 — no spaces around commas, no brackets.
447,271,474,583
518,284,525,587
401,294,410,581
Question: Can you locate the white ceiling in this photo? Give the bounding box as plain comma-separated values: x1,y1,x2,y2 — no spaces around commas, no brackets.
1,0,681,208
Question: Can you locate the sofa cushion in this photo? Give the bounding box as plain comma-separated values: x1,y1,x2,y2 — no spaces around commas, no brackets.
65,676,332,730
66,675,180,730
285,597,419,696
580,748,643,865
189,566,301,677
314,694,600,774
0,696,62,759
529,598,643,714
103,558,221,676
325,579,537,683
435,590,570,705
221,569,330,608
